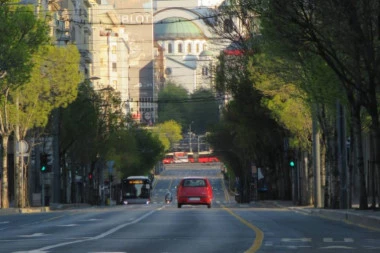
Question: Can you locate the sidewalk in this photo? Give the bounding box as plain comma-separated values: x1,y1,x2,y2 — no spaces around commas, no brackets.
0,203,92,216
260,200,380,231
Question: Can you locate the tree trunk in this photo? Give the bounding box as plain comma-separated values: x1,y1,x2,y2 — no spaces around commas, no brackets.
1,135,10,208
351,103,368,209
366,97,380,209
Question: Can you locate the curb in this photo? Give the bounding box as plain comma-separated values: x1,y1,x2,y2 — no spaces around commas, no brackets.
0,203,92,216
0,207,51,215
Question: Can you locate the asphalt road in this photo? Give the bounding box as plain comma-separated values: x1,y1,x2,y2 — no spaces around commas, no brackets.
0,163,379,253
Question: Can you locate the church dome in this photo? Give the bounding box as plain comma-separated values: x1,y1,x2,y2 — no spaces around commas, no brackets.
199,50,214,57
154,17,205,40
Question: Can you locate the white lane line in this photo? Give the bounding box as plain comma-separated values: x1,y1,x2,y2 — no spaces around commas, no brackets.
12,251,47,253
19,233,47,238
0,221,10,224
31,208,160,252
323,238,354,243
320,246,355,249
57,224,79,227
81,219,103,222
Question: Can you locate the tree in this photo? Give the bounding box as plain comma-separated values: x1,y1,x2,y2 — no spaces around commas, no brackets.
151,120,183,151
105,127,164,178
261,0,380,209
188,88,220,134
0,1,49,208
209,49,287,202
59,80,102,203
157,81,190,129
11,44,83,207
60,79,129,203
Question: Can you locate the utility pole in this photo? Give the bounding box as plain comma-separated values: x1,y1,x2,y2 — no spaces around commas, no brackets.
52,109,61,204
188,122,193,152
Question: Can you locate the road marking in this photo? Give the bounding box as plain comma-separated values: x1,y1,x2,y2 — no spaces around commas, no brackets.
284,245,312,249
323,238,354,243
320,245,355,249
0,221,10,224
19,233,47,238
29,208,159,252
222,206,264,253
282,238,311,242
57,224,79,227
13,251,47,253
80,219,103,222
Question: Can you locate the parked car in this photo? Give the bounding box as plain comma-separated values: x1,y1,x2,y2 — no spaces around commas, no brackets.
176,177,213,208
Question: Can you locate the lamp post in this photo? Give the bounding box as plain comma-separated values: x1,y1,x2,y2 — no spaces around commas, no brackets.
188,122,194,152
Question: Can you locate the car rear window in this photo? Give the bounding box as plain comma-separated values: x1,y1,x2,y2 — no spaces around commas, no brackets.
183,179,206,187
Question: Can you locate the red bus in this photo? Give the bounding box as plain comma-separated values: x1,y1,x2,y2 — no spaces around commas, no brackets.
198,151,220,163
163,153,174,164
173,152,188,163
188,152,194,163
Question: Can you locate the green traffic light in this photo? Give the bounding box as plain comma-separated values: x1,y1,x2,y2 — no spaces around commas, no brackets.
41,166,46,172
289,161,295,167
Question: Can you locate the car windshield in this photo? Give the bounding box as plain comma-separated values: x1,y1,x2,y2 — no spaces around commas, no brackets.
183,179,206,187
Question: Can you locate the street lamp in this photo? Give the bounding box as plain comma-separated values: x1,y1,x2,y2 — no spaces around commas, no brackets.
188,122,194,152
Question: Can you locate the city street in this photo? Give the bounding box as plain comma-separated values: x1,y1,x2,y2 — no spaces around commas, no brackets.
0,163,379,253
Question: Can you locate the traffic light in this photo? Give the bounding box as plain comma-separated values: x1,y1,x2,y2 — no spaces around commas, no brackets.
88,172,93,180
40,153,48,173
289,160,295,168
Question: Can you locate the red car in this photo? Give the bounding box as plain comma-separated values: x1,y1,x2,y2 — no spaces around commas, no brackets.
176,177,213,208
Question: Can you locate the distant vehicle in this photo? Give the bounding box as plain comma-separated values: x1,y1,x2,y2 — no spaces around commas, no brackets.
165,191,173,204
173,151,188,163
197,151,220,163
187,152,195,163
121,176,151,204
163,153,174,164
176,177,213,208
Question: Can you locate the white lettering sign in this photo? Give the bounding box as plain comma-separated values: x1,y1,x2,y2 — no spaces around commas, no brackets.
120,14,152,24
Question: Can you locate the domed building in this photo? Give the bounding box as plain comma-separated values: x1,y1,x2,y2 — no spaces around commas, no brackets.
154,3,223,94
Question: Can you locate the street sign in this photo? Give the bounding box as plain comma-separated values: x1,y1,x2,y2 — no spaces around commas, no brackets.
17,140,29,156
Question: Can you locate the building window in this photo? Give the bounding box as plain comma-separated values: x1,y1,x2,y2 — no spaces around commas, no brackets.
165,67,172,75
100,58,104,66
196,43,200,53
168,43,173,53
203,44,207,51
112,46,116,54
187,43,192,53
178,43,183,53
112,62,117,72
112,80,117,89
202,66,209,76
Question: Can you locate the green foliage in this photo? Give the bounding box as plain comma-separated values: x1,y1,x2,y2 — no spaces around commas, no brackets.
188,88,220,134
248,54,312,149
105,127,164,178
0,1,49,87
150,120,182,151
210,51,286,171
37,45,83,108
60,81,101,164
13,45,83,135
157,81,190,129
